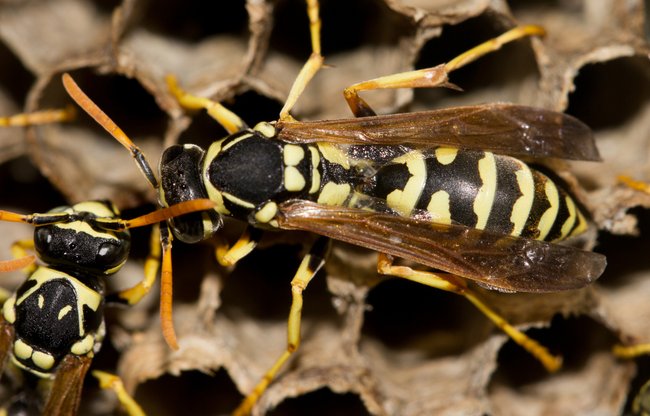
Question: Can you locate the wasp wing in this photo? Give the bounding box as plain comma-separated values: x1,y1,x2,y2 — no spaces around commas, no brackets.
277,103,600,161
42,354,92,416
0,316,14,375
276,200,606,293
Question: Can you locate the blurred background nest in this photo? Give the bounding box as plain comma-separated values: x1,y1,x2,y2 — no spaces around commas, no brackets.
1,0,650,414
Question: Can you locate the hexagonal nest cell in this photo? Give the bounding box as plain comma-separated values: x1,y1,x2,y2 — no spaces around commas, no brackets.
0,0,649,415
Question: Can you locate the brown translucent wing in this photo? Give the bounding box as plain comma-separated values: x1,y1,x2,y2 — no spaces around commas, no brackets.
277,103,600,161
276,200,606,293
43,354,92,416
0,315,14,374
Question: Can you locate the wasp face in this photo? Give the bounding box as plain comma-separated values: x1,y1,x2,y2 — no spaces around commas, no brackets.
33,201,130,275
160,144,222,243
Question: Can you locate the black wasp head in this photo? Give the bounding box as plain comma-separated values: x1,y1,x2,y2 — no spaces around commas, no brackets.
34,201,130,275
160,144,222,243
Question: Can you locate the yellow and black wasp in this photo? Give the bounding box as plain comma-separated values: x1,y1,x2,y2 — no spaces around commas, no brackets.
0,184,213,413
61,0,607,413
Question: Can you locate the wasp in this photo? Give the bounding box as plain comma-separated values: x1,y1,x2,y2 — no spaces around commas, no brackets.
61,0,607,413
0,188,213,413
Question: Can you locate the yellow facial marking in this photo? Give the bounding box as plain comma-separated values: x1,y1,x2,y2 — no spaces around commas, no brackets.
254,121,277,138
58,305,73,320
426,190,452,224
14,339,32,360
71,334,95,355
435,147,458,165
317,143,349,169
386,151,426,216
72,201,116,218
472,152,496,230
3,296,16,324
32,350,55,370
37,295,44,309
55,221,117,241
510,163,535,236
317,182,351,206
284,144,305,166
254,202,278,224
537,179,560,240
309,147,321,194
284,166,306,191
104,259,127,275
202,213,215,239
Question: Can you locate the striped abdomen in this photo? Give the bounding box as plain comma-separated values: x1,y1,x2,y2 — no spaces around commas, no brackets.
361,147,587,242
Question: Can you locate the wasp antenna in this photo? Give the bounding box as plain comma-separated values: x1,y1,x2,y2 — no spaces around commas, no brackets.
0,210,31,224
115,199,216,230
0,256,36,272
62,73,160,190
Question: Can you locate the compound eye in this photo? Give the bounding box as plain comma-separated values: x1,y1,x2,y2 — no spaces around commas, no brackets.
34,227,53,253
95,240,128,270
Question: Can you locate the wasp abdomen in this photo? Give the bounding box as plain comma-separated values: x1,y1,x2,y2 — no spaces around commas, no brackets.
362,147,587,242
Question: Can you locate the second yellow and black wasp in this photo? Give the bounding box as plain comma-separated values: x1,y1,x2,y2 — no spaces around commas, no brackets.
0,184,213,413
62,0,607,413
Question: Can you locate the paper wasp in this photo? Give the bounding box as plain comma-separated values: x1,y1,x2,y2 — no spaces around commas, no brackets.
0,178,213,413
61,0,606,413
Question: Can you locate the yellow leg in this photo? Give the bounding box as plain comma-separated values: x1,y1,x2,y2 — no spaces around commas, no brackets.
0,106,75,127
215,226,263,267
278,0,325,122
618,175,650,193
11,240,37,274
377,253,562,372
93,370,145,416
613,344,650,359
112,225,161,305
343,25,546,117
165,75,247,134
233,237,329,416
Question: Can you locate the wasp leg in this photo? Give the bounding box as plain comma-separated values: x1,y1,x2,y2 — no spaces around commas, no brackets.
233,237,330,416
278,0,324,122
377,253,562,372
92,370,145,416
108,225,162,306
618,175,650,193
10,240,37,275
343,25,546,117
165,75,248,134
0,106,76,127
215,226,264,267
613,344,650,359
